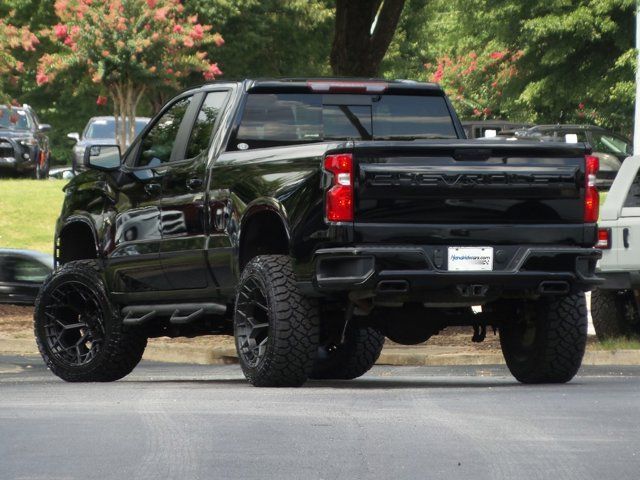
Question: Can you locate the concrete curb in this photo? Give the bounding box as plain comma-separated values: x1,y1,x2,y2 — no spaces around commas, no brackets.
3,336,640,367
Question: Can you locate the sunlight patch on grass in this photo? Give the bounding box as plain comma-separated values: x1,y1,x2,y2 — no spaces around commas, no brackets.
0,179,66,254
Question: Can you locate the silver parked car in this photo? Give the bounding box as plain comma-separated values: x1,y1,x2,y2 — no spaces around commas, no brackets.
68,116,150,172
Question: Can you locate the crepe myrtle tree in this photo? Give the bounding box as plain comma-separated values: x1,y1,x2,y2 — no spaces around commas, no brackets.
36,0,224,150
425,48,523,120
0,17,39,103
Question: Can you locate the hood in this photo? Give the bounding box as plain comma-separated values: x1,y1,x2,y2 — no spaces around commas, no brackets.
0,129,33,139
76,137,119,147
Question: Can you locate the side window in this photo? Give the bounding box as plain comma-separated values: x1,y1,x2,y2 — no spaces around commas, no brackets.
185,91,228,159
13,258,49,283
0,257,49,283
136,96,191,168
591,133,630,156
624,170,640,208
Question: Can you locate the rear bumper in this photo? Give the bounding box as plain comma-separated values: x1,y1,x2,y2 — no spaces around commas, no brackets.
595,271,640,290
305,245,602,301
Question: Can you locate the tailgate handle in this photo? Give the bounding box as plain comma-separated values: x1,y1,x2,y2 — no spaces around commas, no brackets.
623,228,630,249
453,148,492,161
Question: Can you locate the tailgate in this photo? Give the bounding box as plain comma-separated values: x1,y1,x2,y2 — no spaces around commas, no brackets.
353,140,589,244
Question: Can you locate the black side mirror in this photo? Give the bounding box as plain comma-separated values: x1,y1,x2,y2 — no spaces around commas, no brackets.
83,145,121,171
38,124,52,132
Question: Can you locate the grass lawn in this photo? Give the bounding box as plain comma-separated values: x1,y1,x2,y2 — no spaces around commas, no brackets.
0,179,67,254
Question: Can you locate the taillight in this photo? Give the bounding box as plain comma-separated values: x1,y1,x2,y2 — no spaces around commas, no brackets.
324,153,353,222
596,228,611,249
307,81,387,93
584,154,599,222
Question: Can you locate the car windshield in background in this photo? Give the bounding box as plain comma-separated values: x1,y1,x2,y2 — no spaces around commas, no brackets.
85,119,148,139
0,107,31,130
232,93,457,150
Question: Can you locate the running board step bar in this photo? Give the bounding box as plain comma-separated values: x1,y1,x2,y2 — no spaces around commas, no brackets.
121,303,227,326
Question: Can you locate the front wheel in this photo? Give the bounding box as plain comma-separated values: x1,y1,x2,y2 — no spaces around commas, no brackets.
234,255,319,387
34,260,147,382
498,293,588,384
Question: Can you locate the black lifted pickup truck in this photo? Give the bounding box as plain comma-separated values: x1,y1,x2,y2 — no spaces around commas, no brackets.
34,78,602,386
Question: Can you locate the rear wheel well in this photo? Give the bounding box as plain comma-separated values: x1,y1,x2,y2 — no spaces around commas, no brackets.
57,222,98,265
239,211,289,271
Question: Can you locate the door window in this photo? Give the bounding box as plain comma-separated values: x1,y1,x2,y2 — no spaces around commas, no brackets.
136,96,192,168
591,133,631,156
0,256,49,283
185,91,229,159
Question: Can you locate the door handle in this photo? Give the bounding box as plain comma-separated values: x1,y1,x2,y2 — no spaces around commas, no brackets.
623,228,630,249
186,178,203,190
144,182,161,195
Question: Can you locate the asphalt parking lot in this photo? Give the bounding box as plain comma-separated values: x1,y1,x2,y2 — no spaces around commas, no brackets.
1,356,639,480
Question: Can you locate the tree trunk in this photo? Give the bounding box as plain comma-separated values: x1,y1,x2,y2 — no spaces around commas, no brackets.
330,0,405,77
109,81,145,152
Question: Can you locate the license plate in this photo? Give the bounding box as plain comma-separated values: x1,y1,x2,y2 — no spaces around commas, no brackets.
447,247,494,271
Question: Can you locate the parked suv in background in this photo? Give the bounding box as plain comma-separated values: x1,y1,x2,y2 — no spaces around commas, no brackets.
518,125,632,189
68,116,150,173
0,104,51,179
591,155,640,339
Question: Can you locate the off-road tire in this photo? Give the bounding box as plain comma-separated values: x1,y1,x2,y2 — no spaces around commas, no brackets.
234,255,319,387
310,325,385,380
591,289,640,340
34,260,147,382
499,293,587,384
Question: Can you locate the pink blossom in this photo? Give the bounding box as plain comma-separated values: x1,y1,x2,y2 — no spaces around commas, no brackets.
430,63,444,83
154,7,168,21
146,0,157,7
483,107,491,116
190,24,204,40
473,108,481,117
489,51,505,60
15,61,25,73
214,34,224,47
203,63,222,80
173,24,183,33
96,95,108,106
36,72,49,86
183,36,194,48
166,67,174,74
578,102,585,110
53,23,68,40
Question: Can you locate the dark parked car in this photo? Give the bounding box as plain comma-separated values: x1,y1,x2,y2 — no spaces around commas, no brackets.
35,78,601,387
0,250,53,305
68,116,150,173
0,105,51,179
517,125,632,189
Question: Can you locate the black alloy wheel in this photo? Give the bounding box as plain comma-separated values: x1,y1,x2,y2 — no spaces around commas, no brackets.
235,276,270,368
42,280,105,367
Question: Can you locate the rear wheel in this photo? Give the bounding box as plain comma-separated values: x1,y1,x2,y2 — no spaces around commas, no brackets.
591,289,640,340
34,260,147,382
234,255,319,387
310,323,385,380
498,293,587,384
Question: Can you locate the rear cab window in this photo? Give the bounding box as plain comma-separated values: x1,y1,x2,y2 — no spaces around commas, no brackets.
230,92,458,151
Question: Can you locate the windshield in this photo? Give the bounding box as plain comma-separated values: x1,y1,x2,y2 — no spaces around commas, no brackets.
0,107,32,130
231,93,458,150
84,118,148,139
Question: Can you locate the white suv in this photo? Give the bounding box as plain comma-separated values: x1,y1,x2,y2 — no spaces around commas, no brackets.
592,155,640,338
